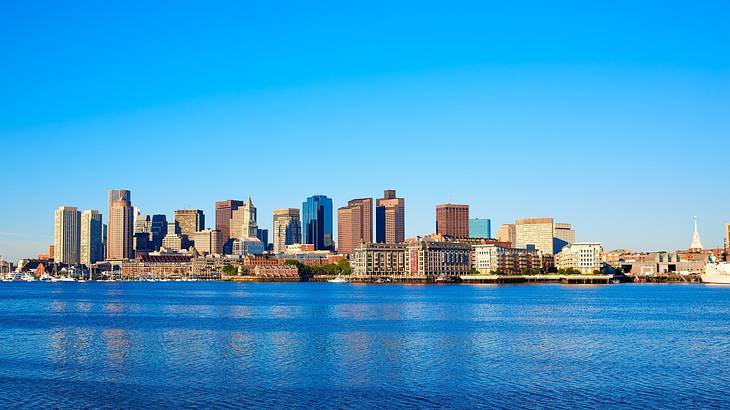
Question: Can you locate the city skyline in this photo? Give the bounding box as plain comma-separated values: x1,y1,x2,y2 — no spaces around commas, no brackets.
2,2,729,261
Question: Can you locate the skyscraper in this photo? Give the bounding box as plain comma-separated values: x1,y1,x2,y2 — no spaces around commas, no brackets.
376,189,405,244
302,195,334,251
215,199,244,244
272,208,301,254
80,209,103,266
230,197,257,239
725,223,730,251
54,206,81,264
469,218,491,239
515,217,555,255
338,198,373,255
150,214,168,250
174,209,205,238
107,189,133,260
553,223,576,253
435,204,469,238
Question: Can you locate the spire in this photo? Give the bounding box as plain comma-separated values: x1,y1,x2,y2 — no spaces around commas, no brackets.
690,216,704,250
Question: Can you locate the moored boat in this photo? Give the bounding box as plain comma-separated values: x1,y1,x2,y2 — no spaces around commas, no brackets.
701,261,730,284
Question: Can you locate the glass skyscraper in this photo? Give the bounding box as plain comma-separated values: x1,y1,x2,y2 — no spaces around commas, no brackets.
302,195,334,251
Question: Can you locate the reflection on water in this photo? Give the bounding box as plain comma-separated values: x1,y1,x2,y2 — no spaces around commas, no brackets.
0,282,728,408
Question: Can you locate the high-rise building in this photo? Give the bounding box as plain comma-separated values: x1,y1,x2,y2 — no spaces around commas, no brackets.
435,204,469,238
376,189,405,244
469,218,491,239
174,209,205,238
107,189,133,260
337,198,373,255
162,221,183,251
496,224,516,246
515,217,555,255
230,197,258,239
725,223,730,251
150,214,168,250
54,206,81,264
191,229,221,255
215,200,244,244
553,223,576,253
272,208,302,254
134,212,151,234
256,228,269,250
302,195,334,251
80,210,103,266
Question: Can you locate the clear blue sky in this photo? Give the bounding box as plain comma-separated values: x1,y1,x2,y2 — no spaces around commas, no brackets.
2,1,729,261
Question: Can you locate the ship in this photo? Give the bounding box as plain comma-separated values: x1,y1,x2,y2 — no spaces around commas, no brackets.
701,261,730,285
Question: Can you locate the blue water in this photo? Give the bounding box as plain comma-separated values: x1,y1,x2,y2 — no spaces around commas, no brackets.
0,283,728,409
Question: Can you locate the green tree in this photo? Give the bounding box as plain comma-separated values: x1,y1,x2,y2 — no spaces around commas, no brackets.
336,259,352,275
222,264,237,276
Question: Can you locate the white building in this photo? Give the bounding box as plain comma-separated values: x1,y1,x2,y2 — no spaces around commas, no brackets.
272,208,301,254
80,209,103,265
555,242,604,274
191,229,221,255
54,206,81,264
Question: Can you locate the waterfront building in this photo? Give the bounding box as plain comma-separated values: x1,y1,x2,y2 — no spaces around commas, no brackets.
252,264,299,279
191,229,221,255
376,189,405,244
302,195,334,251
107,189,134,260
515,217,554,255
80,210,103,266
555,242,604,274
496,224,516,247
405,239,471,281
435,204,469,239
161,221,183,251
150,214,168,250
689,217,704,252
54,206,81,265
121,253,193,280
272,208,301,254
215,199,244,246
472,244,544,274
553,223,576,253
337,198,373,255
469,218,491,239
352,243,407,279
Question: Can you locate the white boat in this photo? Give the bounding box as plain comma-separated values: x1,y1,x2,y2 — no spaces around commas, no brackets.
702,261,730,284
55,276,76,282
328,274,349,283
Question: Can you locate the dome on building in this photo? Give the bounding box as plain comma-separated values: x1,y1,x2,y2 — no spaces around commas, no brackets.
232,237,264,256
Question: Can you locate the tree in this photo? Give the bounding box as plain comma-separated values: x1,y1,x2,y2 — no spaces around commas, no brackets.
468,268,480,275
223,264,237,276
336,259,351,275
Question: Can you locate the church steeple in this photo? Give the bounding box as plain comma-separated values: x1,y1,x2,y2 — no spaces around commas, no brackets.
690,216,704,251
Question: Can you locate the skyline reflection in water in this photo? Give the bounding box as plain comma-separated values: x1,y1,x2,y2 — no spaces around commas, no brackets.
0,282,728,408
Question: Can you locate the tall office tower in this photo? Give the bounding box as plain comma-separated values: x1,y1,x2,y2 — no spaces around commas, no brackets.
553,223,576,253
272,208,301,254
150,214,168,250
725,223,730,252
469,218,491,239
215,199,244,244
54,206,81,264
162,221,183,251
174,209,205,238
80,210,103,266
230,197,258,239
101,224,107,259
515,217,555,255
191,229,221,255
107,189,133,260
496,224,516,246
435,204,469,238
134,212,151,234
337,198,373,255
376,189,405,244
256,228,269,249
302,195,334,251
